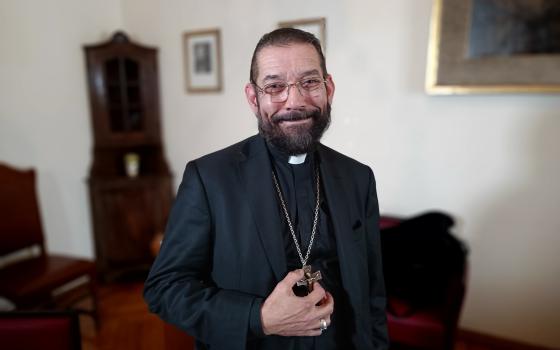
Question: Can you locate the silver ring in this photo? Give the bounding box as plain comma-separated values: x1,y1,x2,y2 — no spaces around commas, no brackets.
320,318,328,331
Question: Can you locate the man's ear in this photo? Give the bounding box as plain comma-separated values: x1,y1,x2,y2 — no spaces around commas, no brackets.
245,83,259,114
325,74,335,105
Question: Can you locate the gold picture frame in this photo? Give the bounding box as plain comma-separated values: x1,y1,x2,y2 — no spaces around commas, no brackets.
426,0,560,95
183,28,223,93
278,17,326,51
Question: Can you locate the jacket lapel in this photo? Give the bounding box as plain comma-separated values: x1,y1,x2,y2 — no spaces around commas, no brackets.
236,136,287,282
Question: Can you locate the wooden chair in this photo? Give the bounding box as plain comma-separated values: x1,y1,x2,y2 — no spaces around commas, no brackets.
0,163,98,326
0,310,82,350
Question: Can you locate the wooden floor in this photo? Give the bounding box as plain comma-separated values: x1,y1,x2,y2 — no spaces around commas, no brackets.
79,282,498,350
80,282,164,350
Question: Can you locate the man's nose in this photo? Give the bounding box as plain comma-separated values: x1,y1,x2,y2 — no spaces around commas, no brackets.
284,83,306,109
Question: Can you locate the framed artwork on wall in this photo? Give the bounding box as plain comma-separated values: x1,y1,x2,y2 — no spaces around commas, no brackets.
426,0,560,95
183,28,223,93
279,17,326,50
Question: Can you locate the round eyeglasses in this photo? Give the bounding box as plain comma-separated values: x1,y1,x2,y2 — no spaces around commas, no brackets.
253,77,327,103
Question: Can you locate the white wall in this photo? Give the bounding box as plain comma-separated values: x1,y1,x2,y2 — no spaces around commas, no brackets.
0,0,123,257
1,0,559,348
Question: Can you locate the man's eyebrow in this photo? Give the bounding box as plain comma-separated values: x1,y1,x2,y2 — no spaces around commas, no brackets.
261,69,322,83
262,74,282,83
299,69,322,77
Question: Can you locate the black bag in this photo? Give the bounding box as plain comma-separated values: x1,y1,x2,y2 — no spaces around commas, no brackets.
380,212,467,310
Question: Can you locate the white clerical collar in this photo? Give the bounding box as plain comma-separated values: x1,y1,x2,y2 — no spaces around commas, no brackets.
288,153,307,165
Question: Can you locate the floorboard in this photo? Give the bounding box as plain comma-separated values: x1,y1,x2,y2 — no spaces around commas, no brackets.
80,282,163,350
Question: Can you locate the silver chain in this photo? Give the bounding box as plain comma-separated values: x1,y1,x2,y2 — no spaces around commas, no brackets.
271,168,321,267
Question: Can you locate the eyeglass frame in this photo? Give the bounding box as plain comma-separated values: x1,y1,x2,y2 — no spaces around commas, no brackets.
251,77,328,103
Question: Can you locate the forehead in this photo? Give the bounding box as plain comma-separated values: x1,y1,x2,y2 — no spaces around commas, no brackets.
255,43,322,82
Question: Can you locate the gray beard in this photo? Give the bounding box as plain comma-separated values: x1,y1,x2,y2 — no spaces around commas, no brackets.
257,104,331,155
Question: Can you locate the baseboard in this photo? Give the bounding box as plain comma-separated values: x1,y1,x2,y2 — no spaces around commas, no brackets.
458,329,558,350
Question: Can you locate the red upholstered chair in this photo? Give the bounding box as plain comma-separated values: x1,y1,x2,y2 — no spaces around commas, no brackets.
0,310,82,350
0,163,98,325
380,213,467,350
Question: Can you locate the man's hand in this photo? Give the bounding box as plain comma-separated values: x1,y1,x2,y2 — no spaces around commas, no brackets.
260,269,334,337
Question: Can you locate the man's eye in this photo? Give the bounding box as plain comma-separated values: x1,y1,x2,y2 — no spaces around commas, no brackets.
300,78,321,89
264,83,286,93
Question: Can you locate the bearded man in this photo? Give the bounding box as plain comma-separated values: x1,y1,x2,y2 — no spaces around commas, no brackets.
144,28,388,350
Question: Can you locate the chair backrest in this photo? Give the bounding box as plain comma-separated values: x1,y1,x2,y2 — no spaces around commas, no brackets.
0,311,82,350
0,164,45,256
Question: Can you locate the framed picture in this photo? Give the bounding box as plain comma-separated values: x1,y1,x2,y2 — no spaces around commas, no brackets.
279,17,326,50
426,0,560,94
183,28,222,93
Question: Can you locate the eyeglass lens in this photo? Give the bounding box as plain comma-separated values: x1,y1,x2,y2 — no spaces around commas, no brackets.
270,81,325,102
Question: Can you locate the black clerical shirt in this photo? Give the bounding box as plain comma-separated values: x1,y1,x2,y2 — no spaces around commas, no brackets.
263,142,352,350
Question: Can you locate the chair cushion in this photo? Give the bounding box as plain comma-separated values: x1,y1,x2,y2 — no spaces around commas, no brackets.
387,305,446,349
0,255,95,304
0,311,81,350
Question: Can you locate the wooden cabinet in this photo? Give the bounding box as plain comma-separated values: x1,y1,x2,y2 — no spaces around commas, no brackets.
84,32,172,281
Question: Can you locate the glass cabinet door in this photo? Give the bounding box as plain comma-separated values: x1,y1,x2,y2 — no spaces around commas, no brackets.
104,57,143,133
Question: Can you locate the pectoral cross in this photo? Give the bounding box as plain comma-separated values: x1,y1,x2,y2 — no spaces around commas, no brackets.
296,265,322,292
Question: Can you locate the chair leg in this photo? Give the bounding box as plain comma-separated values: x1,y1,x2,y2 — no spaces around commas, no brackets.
73,272,101,329
89,272,100,330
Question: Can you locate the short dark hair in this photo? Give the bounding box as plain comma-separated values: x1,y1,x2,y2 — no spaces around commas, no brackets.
249,28,327,83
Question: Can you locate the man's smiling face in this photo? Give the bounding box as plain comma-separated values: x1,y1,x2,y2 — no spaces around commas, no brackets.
245,43,335,154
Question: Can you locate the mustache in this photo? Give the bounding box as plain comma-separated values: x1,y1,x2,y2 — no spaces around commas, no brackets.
270,109,320,124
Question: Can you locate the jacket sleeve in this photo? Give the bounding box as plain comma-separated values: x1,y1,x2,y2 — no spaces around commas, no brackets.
365,168,390,349
143,161,263,350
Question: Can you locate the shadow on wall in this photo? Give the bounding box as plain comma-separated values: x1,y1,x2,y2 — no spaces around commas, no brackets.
468,114,560,348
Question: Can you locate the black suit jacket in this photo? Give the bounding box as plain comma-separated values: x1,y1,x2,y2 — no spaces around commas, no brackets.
144,135,388,350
